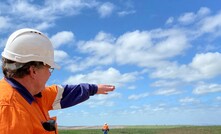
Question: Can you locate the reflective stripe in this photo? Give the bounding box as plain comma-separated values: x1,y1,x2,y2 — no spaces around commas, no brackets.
52,85,64,110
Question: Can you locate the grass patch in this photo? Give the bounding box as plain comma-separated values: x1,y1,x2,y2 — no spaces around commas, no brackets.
58,125,221,134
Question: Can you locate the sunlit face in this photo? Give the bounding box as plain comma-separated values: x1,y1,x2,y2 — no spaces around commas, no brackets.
33,64,52,94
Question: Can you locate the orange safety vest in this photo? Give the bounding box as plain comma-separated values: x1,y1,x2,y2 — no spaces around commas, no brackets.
102,124,109,131
0,78,58,134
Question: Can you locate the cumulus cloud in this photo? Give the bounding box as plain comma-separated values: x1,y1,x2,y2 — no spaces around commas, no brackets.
178,12,196,24
199,11,221,34
45,0,98,16
216,96,221,101
151,80,181,88
178,7,210,25
0,0,107,30
54,50,69,63
197,7,211,16
86,92,121,108
63,67,137,87
68,28,189,73
151,52,221,82
154,88,182,96
128,92,149,100
115,29,189,67
36,22,55,31
118,10,136,17
179,97,200,104
66,28,189,74
9,0,97,21
97,2,115,18
78,31,115,55
92,92,121,101
166,17,174,25
50,31,75,48
0,16,11,30
64,8,221,83
193,82,221,95
190,52,221,78
65,32,115,72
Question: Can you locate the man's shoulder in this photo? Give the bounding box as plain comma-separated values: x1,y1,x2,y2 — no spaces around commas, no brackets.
0,78,15,105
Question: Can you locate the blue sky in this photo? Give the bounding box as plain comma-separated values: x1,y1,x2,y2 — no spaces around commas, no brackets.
1,0,221,126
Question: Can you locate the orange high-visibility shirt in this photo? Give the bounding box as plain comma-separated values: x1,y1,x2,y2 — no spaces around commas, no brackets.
0,78,58,134
0,78,98,134
102,124,109,130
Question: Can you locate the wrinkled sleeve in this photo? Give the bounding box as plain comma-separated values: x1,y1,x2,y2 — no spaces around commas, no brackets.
52,84,98,110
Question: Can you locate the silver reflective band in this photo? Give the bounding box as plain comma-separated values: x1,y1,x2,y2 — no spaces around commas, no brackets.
5,63,25,70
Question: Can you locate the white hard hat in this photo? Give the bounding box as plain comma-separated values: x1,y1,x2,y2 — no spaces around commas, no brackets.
2,28,60,69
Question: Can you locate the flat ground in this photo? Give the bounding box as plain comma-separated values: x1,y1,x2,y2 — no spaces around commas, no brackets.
58,125,221,134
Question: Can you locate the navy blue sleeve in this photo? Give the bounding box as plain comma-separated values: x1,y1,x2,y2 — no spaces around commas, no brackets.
60,84,98,109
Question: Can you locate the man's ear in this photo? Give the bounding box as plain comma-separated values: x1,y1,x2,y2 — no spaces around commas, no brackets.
29,66,37,79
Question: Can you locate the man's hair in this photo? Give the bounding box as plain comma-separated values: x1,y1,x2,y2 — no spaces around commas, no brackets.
2,57,44,78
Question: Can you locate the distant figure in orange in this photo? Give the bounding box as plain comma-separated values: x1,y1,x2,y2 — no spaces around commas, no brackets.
102,123,109,134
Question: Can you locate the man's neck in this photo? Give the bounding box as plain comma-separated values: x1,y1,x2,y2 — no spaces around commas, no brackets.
13,77,36,96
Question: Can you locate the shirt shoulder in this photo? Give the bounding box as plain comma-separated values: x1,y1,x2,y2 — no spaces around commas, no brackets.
0,79,15,105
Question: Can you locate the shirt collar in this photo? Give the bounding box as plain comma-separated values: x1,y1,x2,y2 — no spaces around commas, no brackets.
5,78,35,104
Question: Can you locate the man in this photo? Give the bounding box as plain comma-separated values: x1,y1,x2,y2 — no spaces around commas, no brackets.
102,123,109,134
0,28,115,134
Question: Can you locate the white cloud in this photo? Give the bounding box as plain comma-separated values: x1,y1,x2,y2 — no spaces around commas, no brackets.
86,100,114,108
150,62,191,81
179,97,200,104
115,29,188,67
36,22,55,31
0,16,11,30
78,31,115,56
86,92,121,108
64,67,137,87
118,10,136,17
178,7,210,25
97,2,114,18
166,17,174,25
197,7,211,17
65,32,116,72
50,31,75,48
193,82,221,95
151,52,221,82
178,12,196,24
190,52,221,78
154,88,182,96
128,92,149,100
92,92,121,101
128,85,136,90
0,0,99,30
54,50,69,63
45,0,98,15
0,38,7,48
46,0,93,12
9,0,97,21
9,0,52,21
66,62,86,73
199,11,221,33
67,29,188,73
216,96,221,101
151,80,181,88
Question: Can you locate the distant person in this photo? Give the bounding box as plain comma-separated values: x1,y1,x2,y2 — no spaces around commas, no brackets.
102,123,109,134
0,28,115,134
